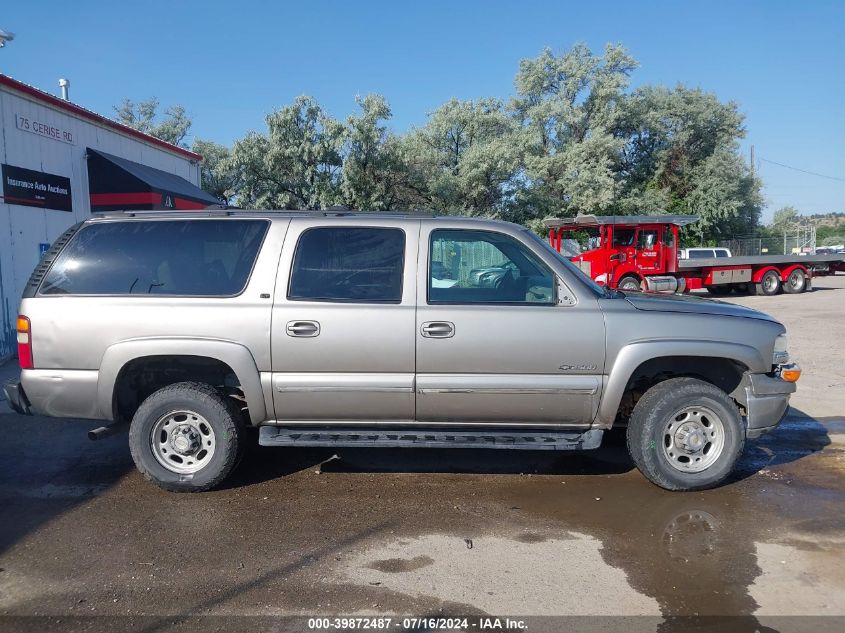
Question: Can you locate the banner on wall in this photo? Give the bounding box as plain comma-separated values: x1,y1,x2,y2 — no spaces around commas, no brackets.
1,163,73,212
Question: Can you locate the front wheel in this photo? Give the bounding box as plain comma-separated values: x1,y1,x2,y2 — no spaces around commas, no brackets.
617,276,642,292
627,377,745,491
129,381,244,492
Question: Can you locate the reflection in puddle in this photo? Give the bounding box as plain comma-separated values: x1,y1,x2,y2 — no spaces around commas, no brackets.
661,509,720,562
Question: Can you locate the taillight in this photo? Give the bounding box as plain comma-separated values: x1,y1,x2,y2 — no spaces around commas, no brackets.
17,315,33,369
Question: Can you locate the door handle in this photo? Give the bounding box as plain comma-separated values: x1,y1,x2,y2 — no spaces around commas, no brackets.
421,321,454,338
286,320,320,337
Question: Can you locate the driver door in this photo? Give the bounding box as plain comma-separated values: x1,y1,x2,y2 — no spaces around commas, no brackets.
416,224,606,427
634,227,661,271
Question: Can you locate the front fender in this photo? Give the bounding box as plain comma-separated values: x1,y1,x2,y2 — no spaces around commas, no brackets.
98,338,268,423
595,339,765,428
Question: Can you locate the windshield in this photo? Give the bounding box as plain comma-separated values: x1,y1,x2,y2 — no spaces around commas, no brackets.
521,228,608,297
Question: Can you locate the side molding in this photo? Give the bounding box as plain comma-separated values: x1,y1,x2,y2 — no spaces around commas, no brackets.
596,339,765,428
98,338,268,423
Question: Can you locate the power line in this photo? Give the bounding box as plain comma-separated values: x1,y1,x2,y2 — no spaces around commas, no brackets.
760,158,845,183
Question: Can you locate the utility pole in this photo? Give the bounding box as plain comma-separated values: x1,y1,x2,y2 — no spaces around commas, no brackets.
750,145,755,176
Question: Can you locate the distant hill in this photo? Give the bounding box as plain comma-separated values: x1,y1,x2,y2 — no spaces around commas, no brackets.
800,212,844,227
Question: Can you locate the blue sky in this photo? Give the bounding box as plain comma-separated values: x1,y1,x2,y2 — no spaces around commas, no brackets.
2,0,843,222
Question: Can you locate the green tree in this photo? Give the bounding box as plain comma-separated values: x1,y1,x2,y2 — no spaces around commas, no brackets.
340,94,421,210
114,97,191,146
510,43,638,222
616,84,760,240
772,206,800,229
683,146,762,243
229,96,344,209
403,97,521,217
191,139,237,206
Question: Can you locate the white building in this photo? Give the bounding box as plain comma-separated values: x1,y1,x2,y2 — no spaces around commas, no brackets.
0,74,218,360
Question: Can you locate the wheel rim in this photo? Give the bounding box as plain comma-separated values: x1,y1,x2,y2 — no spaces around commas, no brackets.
661,405,726,473
150,410,216,474
620,278,640,291
763,273,779,293
788,270,804,291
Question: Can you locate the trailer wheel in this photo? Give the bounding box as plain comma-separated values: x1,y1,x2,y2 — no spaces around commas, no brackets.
754,270,781,296
618,276,642,292
782,269,807,294
627,377,745,491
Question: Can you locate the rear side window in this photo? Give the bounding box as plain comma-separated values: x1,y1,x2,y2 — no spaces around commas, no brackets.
687,249,714,259
39,220,268,296
288,227,405,303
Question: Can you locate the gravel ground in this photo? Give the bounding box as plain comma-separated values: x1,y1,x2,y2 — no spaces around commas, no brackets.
0,276,843,632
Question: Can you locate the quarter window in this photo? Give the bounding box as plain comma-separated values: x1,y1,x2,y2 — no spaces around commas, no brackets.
429,230,555,305
288,227,405,303
40,220,268,296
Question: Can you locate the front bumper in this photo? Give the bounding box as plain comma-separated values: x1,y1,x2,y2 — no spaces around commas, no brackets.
3,380,31,415
744,371,796,439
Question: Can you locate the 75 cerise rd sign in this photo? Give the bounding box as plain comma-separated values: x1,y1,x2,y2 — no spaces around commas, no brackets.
16,113,74,144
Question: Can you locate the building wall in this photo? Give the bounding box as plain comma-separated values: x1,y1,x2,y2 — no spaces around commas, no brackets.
0,84,201,360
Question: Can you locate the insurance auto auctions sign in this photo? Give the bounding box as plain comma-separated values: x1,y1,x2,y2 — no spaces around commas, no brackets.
2,163,73,212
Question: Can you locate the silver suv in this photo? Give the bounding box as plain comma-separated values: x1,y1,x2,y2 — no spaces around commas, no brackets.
3,211,799,492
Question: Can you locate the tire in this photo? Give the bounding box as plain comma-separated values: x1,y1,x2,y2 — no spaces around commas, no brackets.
705,285,732,295
617,276,641,292
129,381,244,492
626,377,745,491
782,268,807,294
753,270,781,296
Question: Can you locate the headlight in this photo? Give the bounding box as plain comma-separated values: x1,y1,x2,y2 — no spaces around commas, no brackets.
773,334,789,365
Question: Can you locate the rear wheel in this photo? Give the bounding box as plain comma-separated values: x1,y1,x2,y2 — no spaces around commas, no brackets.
129,381,243,492
782,268,807,294
627,377,745,491
754,270,781,296
617,276,642,292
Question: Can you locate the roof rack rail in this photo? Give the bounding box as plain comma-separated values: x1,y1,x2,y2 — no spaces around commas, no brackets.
91,208,440,219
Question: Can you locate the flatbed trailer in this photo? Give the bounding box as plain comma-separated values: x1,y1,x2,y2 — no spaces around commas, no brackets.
545,214,845,296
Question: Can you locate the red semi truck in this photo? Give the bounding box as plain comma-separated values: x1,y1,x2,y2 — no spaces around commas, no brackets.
545,214,845,296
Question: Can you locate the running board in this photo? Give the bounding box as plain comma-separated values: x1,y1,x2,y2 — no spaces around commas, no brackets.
258,427,603,450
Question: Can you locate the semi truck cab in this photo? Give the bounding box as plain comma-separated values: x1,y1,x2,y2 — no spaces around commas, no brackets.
547,215,693,292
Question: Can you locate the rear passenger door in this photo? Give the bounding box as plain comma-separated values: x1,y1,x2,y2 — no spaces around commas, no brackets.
270,219,418,423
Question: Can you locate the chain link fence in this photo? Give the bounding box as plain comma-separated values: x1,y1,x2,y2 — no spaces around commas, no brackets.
718,229,817,256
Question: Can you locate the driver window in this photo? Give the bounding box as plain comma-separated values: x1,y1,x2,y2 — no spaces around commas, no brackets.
428,230,555,305
637,230,658,250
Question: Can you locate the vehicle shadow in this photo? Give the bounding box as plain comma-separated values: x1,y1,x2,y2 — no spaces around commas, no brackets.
222,439,635,490
0,413,135,556
227,408,832,488
731,407,832,482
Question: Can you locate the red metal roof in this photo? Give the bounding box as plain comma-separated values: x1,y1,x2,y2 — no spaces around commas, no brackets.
0,74,202,161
